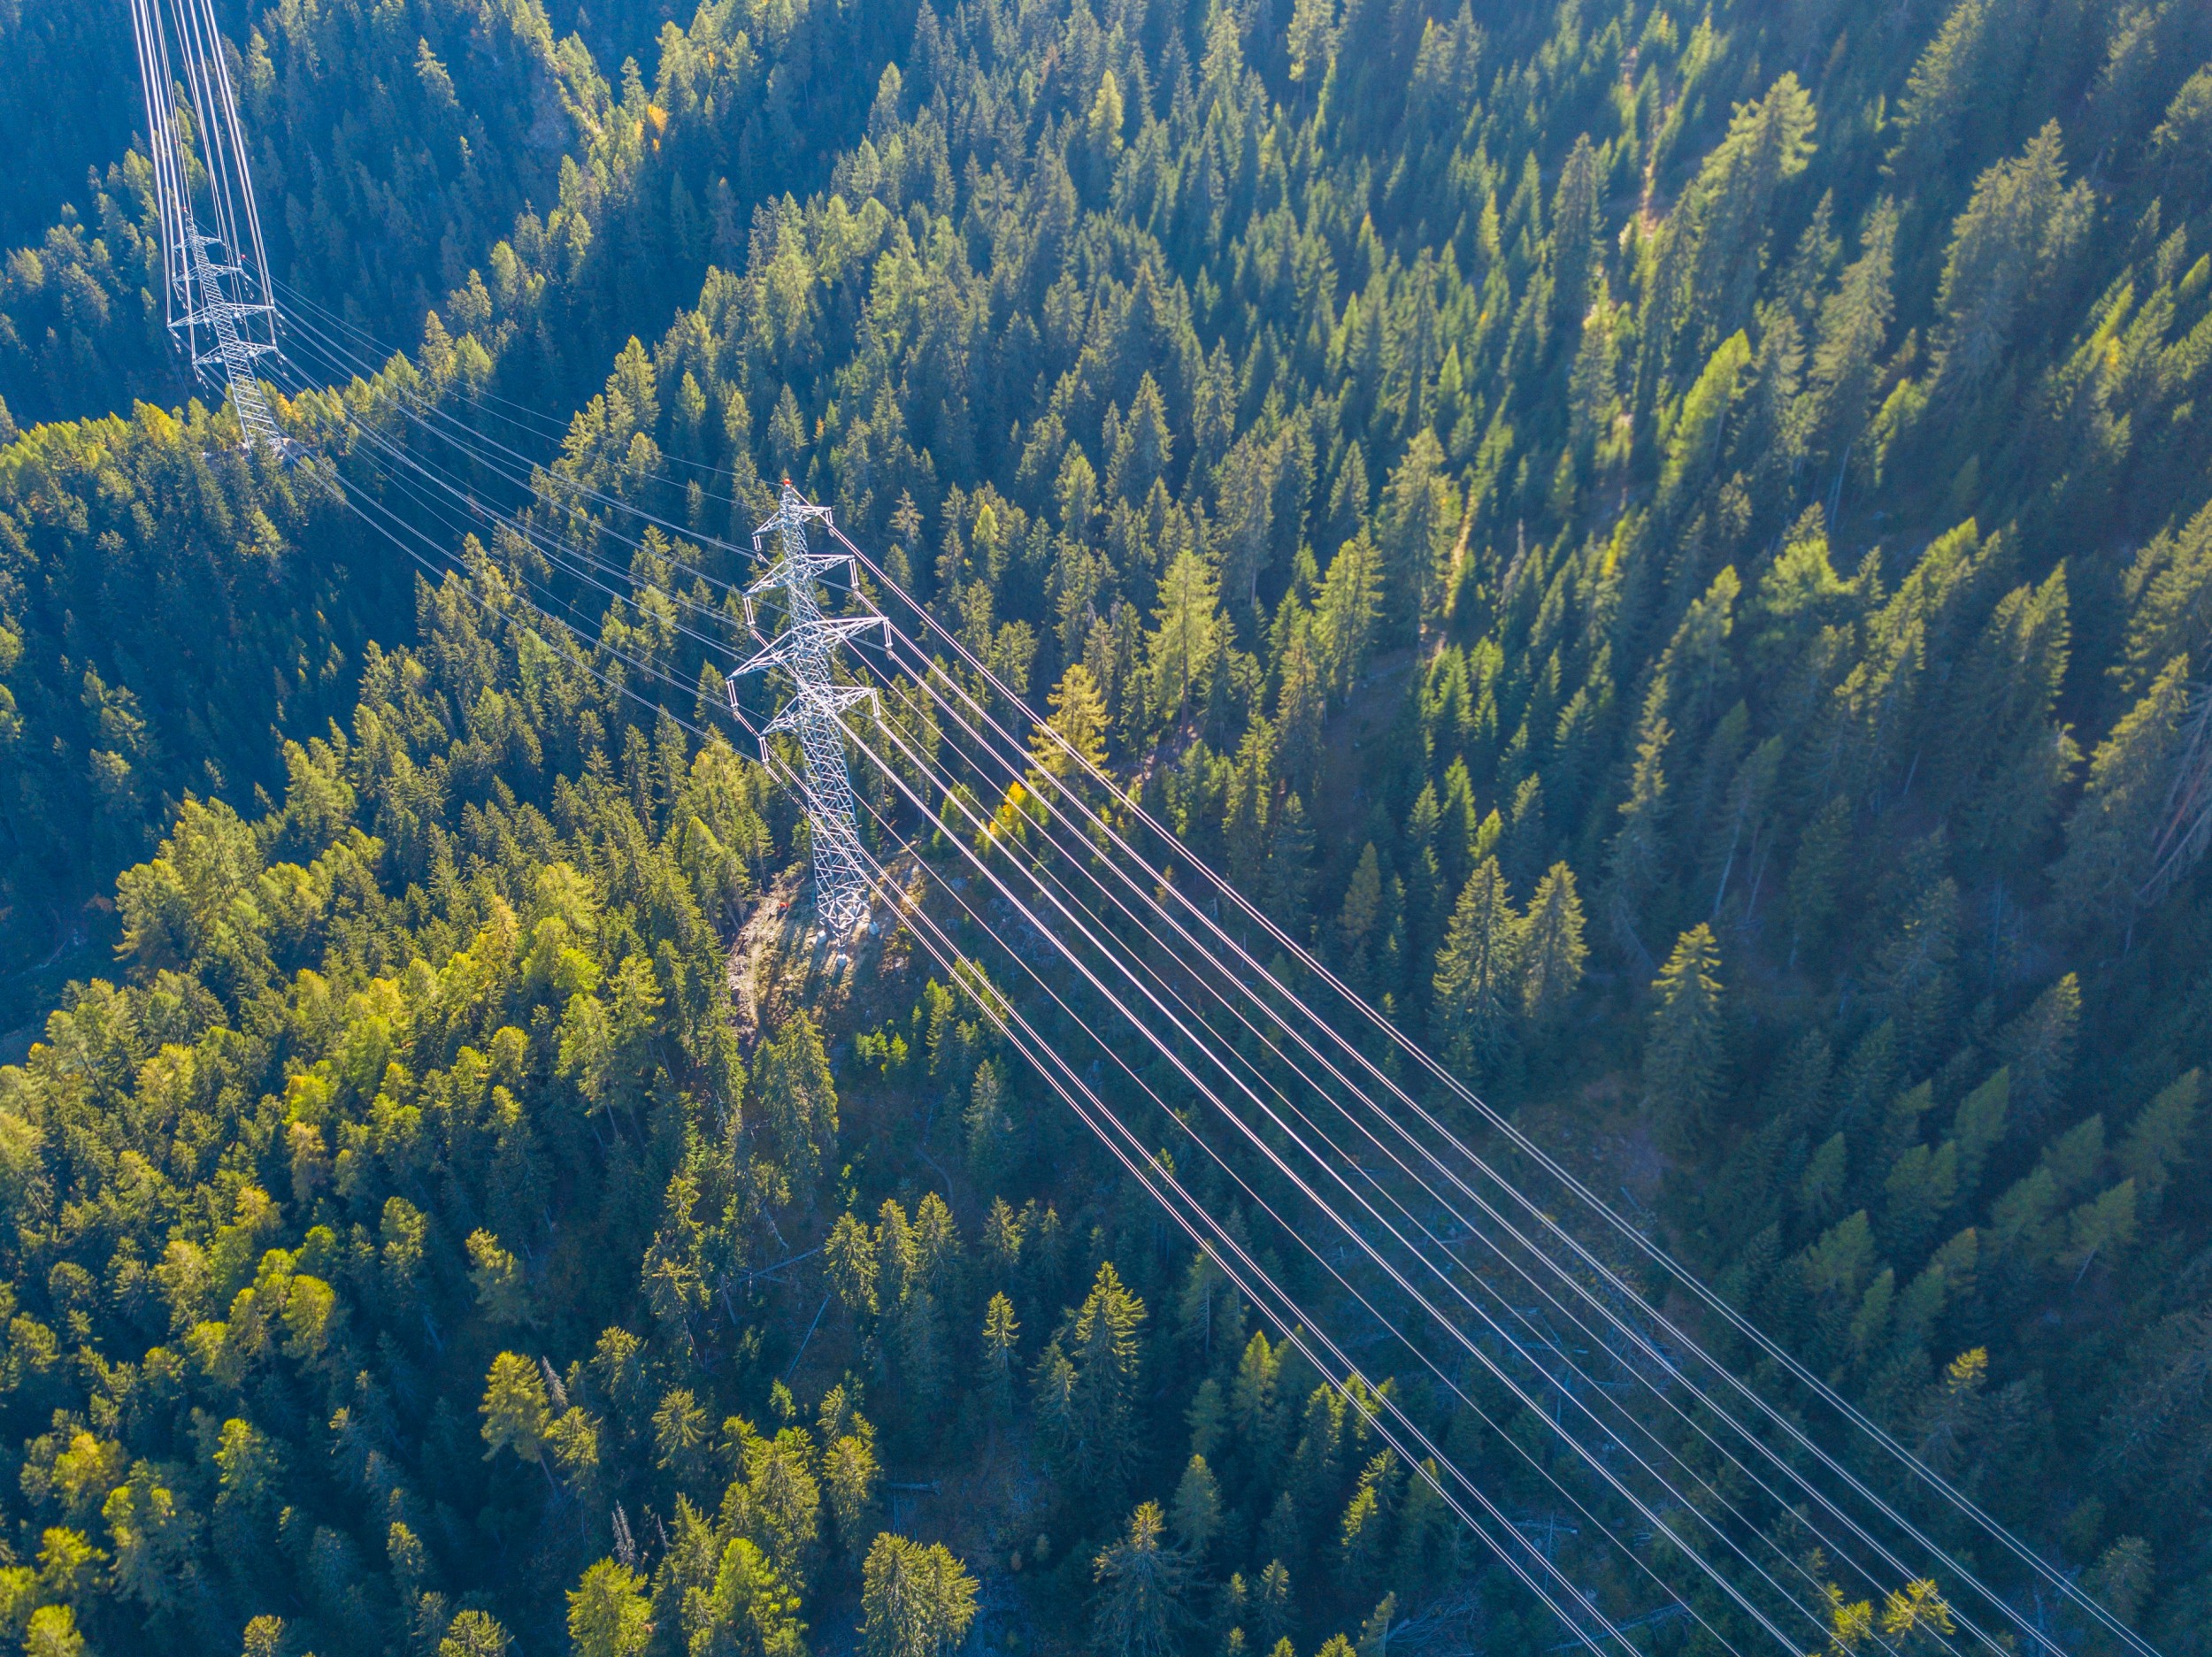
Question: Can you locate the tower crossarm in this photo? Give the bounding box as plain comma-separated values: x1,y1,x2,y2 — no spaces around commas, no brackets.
762,684,879,738
733,614,887,676
744,550,851,598
753,498,833,541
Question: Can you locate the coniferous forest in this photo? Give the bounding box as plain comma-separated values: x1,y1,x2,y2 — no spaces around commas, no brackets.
4,0,2212,1653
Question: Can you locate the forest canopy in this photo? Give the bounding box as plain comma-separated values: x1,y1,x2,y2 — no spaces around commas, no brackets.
2,0,2212,1654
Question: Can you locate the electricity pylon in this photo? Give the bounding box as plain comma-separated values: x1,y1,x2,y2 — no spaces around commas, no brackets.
128,0,288,453
731,483,886,934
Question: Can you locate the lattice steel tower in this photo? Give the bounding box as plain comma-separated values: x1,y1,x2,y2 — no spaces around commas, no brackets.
731,484,884,934
128,0,287,451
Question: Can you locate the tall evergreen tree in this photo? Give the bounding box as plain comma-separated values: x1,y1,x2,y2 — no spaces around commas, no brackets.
1520,862,1590,1023
1093,1502,1190,1657
860,1537,978,1657
1646,924,1726,1142
1432,858,1525,1078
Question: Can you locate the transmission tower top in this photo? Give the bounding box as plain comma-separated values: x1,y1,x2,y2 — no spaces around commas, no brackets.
129,0,295,456
731,483,886,935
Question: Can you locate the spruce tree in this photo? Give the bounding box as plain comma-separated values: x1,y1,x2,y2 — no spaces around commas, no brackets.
1093,1503,1189,1657
1170,1456,1225,1557
1519,862,1589,1023
979,1293,1021,1415
1432,857,1525,1078
2050,656,2194,935
1645,924,1726,1143
755,1011,839,1202
860,1537,978,1657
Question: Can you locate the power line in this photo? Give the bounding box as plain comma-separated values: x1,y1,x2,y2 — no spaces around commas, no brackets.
830,523,2138,1657
267,332,2062,1645
129,0,288,453
300,427,1665,1652
123,62,2144,1637
271,326,2072,1648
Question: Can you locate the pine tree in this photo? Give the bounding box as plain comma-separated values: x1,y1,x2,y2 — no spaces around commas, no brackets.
1267,793,1317,937
1440,758,1486,894
1787,798,1852,964
480,1353,552,1469
2116,1070,2203,1216
652,1388,710,1488
1870,872,1960,1066
1286,0,1339,83
1260,1491,1302,1568
1931,123,2095,397
1605,693,1672,955
1337,1484,1385,1592
1548,134,1604,336
1432,858,1524,1079
1093,1503,1189,1657
1646,924,1725,1140
982,1198,1024,1279
822,1428,880,1553
1043,1262,1147,1488
769,386,807,475
568,1561,652,1657
1500,775,1548,893
979,1293,1021,1415
1287,1384,1348,1518
1232,1331,1285,1474
439,1611,513,1657
1107,375,1171,503
1033,664,1111,776
1356,1595,1397,1657
964,1060,1015,1183
1519,862,1588,1023
1806,202,1898,502
1275,623,1328,796
1377,432,1462,639
2050,656,2195,936
1187,1378,1227,1461
1993,974,2080,1125
2120,502,2212,695
1169,1456,1224,1557
1337,842,1385,987
1656,331,1752,519
1255,1560,1294,1646
860,1537,979,1657
1148,552,1224,732
756,1011,839,1201
1315,529,1384,703
692,1538,804,1657
467,1231,534,1327
826,1213,879,1321
1565,273,1621,463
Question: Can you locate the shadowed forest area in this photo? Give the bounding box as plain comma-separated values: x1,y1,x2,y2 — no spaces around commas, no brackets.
2,0,2211,1653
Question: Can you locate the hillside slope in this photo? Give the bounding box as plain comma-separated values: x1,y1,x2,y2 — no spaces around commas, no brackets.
0,0,2209,1654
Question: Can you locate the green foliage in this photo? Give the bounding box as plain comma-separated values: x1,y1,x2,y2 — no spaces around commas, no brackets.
1431,857,1523,1078
1646,924,1725,1139
1035,1262,1146,1490
3,0,2212,1645
755,1010,836,1200
440,1610,514,1657
482,1352,555,1466
568,1558,652,1657
1093,1501,1188,1657
858,1534,976,1657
